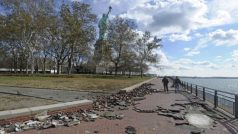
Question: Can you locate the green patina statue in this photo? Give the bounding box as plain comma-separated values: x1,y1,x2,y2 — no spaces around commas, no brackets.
98,6,112,40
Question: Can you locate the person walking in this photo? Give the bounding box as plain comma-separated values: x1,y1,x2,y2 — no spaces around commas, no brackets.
162,76,169,92
174,76,181,93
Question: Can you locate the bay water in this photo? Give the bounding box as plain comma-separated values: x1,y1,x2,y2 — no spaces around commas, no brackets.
179,77,238,94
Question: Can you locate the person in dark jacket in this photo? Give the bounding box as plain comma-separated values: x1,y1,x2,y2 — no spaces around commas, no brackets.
162,76,169,92
174,76,181,93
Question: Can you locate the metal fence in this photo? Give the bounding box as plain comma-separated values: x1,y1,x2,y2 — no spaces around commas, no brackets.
180,81,238,118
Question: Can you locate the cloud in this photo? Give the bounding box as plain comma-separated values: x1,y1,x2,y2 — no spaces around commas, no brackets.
120,0,238,36
232,50,238,61
209,29,238,46
132,0,208,35
192,61,210,65
185,29,238,57
184,48,191,51
186,51,200,56
168,33,191,42
157,57,230,76
174,58,192,65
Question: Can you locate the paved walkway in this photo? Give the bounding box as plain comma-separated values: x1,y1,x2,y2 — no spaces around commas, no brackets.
0,86,105,102
0,86,107,111
18,78,231,134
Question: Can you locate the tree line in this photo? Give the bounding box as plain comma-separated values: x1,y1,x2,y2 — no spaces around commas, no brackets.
0,0,161,77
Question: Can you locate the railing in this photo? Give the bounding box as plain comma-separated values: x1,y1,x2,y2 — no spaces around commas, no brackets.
180,81,238,118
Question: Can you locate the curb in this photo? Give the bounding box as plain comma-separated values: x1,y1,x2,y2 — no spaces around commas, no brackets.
120,77,156,92
0,100,92,124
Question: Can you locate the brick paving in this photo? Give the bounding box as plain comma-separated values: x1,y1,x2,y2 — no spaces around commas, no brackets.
18,78,231,134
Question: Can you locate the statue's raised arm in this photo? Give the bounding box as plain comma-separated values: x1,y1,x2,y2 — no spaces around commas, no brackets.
106,6,112,17
98,6,112,40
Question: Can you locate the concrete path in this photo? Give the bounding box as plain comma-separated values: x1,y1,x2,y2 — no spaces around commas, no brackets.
18,78,231,134
0,86,106,102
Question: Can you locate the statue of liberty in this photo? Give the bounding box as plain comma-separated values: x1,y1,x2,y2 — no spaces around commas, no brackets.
98,6,112,40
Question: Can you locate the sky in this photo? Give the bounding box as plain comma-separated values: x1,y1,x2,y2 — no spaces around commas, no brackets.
41,0,238,77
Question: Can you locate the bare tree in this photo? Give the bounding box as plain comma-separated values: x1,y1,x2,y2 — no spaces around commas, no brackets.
60,2,97,75
108,17,137,75
135,31,162,77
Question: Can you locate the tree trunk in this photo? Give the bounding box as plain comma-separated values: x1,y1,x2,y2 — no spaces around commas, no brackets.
67,57,72,75
140,70,143,78
30,51,34,74
35,59,39,74
129,69,131,78
67,47,74,75
114,63,118,76
13,56,17,74
19,57,22,73
140,65,143,78
10,62,13,73
26,59,29,74
43,57,46,74
56,61,61,74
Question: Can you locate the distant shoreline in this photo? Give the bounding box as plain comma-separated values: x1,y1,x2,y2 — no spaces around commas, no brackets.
178,76,238,79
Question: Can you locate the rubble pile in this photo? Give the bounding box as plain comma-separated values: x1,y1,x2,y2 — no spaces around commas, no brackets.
93,83,157,111
0,110,99,133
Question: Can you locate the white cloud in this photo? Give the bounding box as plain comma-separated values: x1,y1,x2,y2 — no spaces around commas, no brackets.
186,51,200,56
169,33,191,42
232,50,238,61
194,33,202,38
156,57,237,77
192,61,210,65
135,0,208,35
120,0,238,36
209,29,238,46
184,48,191,51
184,29,238,57
174,58,192,65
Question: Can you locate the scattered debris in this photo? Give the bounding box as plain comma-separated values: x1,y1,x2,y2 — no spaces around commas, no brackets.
125,126,136,134
116,114,124,120
93,83,157,112
191,130,201,134
35,111,50,121
94,130,99,133
103,112,117,119
133,97,146,101
0,129,6,134
158,113,184,120
87,114,99,119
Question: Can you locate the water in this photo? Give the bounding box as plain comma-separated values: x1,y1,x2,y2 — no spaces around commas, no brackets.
180,77,238,94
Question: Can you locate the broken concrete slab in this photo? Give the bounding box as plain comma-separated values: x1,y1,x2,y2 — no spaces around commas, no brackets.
185,113,213,129
133,97,146,101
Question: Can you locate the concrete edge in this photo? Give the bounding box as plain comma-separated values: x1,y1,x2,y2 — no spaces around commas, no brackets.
0,99,93,120
120,77,156,92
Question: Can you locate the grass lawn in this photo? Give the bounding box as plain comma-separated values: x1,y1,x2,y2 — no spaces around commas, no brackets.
0,74,152,92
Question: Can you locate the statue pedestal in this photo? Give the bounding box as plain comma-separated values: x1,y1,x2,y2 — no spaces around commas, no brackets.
93,39,111,74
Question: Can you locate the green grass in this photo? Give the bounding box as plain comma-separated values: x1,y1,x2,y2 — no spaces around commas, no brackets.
0,74,151,92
